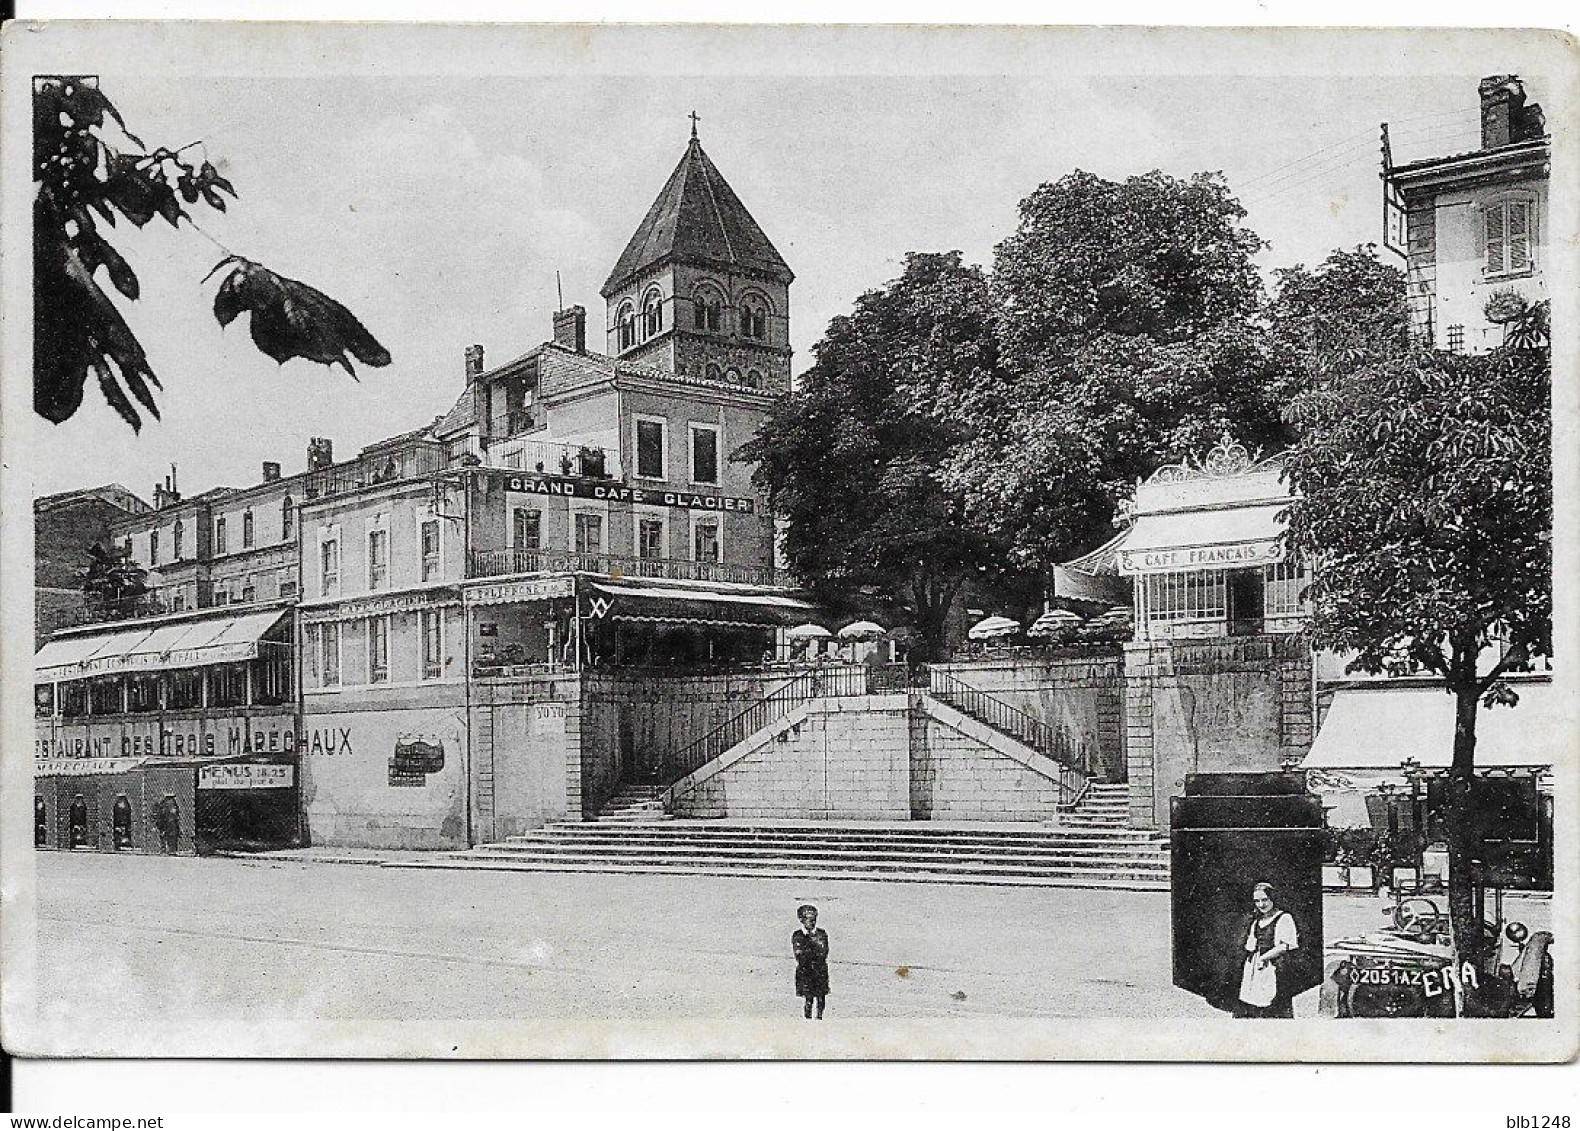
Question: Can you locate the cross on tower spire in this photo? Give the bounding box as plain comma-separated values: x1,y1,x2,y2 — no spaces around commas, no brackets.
689,109,701,139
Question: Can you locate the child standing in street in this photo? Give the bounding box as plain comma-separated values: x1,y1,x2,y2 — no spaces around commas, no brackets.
792,904,830,1020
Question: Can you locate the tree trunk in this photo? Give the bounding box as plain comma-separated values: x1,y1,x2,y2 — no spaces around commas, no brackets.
910,577,959,663
1445,685,1485,1013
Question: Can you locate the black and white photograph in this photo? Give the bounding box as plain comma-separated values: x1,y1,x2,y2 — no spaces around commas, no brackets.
0,19,1574,1074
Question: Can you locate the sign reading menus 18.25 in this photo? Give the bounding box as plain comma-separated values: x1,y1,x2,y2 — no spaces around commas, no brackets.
197,763,295,790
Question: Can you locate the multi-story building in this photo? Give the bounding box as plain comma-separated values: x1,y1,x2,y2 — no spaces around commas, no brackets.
36,127,814,852
34,483,150,646
1385,74,1549,353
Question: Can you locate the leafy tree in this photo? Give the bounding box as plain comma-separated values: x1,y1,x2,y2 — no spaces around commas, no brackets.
946,170,1286,572
33,76,391,431
82,539,149,614
739,252,1010,659
1265,245,1412,401
1280,303,1551,1000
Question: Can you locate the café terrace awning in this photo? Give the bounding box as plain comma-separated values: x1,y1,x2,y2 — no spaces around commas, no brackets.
35,607,290,682
1057,503,1288,579
1114,503,1288,575
585,578,817,629
1303,680,1568,773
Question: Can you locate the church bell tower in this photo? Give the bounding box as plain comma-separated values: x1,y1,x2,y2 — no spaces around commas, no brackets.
600,119,794,394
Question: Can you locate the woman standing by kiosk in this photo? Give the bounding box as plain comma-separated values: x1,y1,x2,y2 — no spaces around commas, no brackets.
1236,882,1301,1018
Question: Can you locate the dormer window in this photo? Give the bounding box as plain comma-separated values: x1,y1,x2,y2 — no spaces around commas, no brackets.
1484,196,1535,278
740,294,769,341
617,303,637,352
642,290,664,338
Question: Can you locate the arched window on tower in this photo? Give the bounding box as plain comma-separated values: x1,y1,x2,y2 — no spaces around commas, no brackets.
642,290,664,338
617,303,637,352
704,362,724,383
692,285,724,333
740,294,770,341
746,368,764,389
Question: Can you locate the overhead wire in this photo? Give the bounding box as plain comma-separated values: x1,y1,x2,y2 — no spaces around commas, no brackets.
1234,120,1475,198
1239,127,1476,207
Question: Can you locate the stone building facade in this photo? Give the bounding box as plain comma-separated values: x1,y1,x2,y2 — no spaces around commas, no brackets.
1386,74,1549,353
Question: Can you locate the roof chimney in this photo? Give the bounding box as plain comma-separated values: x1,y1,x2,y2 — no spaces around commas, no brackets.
262,461,282,483
1479,75,1528,150
308,437,334,471
553,306,587,354
465,344,485,382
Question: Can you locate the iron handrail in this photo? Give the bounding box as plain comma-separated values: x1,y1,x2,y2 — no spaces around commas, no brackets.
660,666,867,787
927,668,1087,804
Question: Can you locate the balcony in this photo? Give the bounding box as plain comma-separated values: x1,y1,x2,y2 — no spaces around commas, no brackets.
491,436,619,480
301,440,449,502
468,548,775,587
37,582,286,634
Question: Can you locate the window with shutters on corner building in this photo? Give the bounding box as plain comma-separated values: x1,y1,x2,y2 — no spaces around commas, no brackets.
1484,195,1536,277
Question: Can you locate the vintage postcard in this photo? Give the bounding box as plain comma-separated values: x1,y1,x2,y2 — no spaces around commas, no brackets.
0,21,1575,1063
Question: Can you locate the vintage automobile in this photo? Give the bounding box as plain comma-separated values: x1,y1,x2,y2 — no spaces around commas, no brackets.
1321,894,1553,1018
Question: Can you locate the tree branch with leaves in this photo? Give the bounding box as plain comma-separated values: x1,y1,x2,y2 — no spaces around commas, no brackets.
33,76,391,431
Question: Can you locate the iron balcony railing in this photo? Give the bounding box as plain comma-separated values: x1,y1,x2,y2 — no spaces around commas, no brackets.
301,442,449,502
36,583,293,633
659,665,869,788
927,667,1088,805
492,436,619,480
468,548,775,587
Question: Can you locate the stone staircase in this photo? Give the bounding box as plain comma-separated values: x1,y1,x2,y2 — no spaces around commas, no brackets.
406,819,1169,891
1058,782,1131,829
596,783,672,823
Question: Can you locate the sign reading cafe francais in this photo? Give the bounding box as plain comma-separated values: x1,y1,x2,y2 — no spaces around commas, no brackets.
492,470,755,513
1118,540,1285,574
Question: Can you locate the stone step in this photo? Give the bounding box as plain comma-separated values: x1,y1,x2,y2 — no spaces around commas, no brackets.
469,845,1167,872
523,827,1164,849
536,819,1162,840
497,827,1167,851
392,856,1169,891
503,829,1165,854
456,847,1166,878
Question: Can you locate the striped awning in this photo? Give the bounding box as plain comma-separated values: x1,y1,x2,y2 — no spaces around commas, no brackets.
35,608,290,681
586,579,815,629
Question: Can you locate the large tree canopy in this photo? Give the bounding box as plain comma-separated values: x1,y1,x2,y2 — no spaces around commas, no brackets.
739,252,1008,659
33,77,391,431
942,169,1287,573
1264,245,1413,402
1281,301,1551,993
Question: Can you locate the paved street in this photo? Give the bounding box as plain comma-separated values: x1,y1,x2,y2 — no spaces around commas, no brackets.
22,852,1552,1035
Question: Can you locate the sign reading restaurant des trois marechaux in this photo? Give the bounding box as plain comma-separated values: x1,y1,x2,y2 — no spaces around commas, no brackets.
491,470,755,513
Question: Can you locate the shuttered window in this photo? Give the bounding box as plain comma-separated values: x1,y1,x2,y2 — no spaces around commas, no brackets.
1486,198,1535,276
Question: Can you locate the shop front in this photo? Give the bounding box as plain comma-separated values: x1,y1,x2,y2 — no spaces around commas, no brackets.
33,604,301,853
1303,676,1558,892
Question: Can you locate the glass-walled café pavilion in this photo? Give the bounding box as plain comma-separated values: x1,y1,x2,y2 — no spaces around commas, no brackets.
1057,439,1305,643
